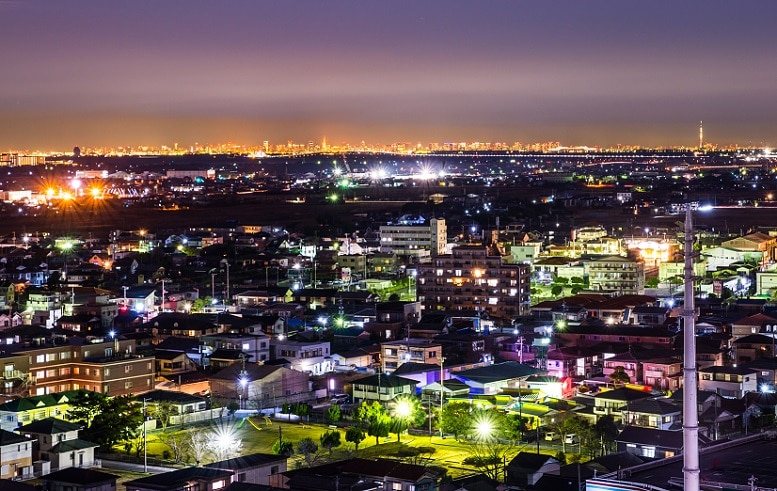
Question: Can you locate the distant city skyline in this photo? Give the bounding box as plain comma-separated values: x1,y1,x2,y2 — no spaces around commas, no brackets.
2,1,777,150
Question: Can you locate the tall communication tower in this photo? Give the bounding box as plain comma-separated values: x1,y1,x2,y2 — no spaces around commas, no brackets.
699,121,704,150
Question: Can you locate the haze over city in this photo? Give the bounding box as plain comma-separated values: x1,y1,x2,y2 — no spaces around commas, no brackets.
3,0,777,150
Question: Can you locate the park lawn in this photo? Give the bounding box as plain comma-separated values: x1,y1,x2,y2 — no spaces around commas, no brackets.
142,417,558,478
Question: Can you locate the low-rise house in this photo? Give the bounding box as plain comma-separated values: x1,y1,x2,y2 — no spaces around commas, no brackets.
40,467,118,491
270,339,331,375
125,467,234,491
615,426,689,459
506,452,560,488
351,373,417,404
270,457,442,491
641,357,682,391
0,429,34,480
209,364,311,410
204,453,287,486
154,349,199,377
621,399,682,430
733,334,776,364
593,387,655,421
0,393,74,431
18,417,98,470
699,365,758,399
453,362,540,395
546,346,599,380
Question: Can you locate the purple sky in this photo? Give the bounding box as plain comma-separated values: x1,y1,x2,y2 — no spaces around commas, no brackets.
2,0,777,150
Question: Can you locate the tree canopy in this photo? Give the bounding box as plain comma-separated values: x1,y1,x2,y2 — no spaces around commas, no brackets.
66,390,144,448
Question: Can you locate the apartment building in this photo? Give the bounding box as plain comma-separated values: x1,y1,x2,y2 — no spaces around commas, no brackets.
587,255,645,294
379,218,447,259
381,339,442,373
416,245,531,319
0,336,154,398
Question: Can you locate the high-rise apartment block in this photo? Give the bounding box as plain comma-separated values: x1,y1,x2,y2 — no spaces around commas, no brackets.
416,245,530,319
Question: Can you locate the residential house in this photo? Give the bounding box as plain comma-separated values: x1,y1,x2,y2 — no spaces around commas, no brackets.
733,334,776,364
621,399,682,431
730,313,777,340
125,467,235,491
602,351,643,386
204,453,287,486
699,365,758,399
201,332,271,364
154,349,199,378
546,346,599,380
615,426,691,459
270,339,331,375
453,362,540,395
351,373,417,404
506,453,560,488
0,429,33,480
270,457,443,491
18,418,98,470
592,387,655,422
209,364,311,410
641,357,683,391
40,467,118,491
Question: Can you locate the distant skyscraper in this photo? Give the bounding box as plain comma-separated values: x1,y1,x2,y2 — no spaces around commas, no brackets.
699,120,703,150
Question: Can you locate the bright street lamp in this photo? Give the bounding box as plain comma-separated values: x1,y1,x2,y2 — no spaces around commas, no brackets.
394,399,413,443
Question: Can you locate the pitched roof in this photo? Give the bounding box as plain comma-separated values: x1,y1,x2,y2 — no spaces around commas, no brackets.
594,387,654,402
205,452,287,470
623,399,682,415
615,426,685,449
508,452,558,470
50,438,99,452
124,467,235,489
18,417,83,434
352,373,418,388
41,467,118,486
0,429,31,446
455,362,540,384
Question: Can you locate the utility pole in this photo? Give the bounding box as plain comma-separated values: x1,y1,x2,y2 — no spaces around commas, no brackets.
142,398,149,472
439,357,445,437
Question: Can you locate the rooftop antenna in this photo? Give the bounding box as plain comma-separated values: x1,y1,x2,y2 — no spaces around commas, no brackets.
683,206,700,491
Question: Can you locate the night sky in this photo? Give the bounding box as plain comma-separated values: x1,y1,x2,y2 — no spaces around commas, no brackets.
2,1,777,150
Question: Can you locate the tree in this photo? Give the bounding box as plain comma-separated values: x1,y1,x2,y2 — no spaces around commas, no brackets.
439,402,471,440
273,438,294,457
297,438,319,466
462,441,509,481
355,401,391,445
320,430,342,457
161,432,187,463
226,401,239,416
594,414,619,456
645,277,660,288
152,401,179,432
560,415,590,454
187,430,210,466
67,391,143,449
345,426,366,453
326,404,342,423
609,366,630,386
551,285,563,297
294,402,311,420
503,413,529,443
390,396,426,441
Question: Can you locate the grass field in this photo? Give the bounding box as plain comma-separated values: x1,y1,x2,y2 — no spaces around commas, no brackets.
134,416,553,480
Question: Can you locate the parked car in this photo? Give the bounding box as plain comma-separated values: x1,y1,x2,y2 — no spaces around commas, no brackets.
544,431,558,441
565,433,578,444
330,394,350,404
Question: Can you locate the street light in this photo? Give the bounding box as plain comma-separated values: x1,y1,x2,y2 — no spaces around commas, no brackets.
394,399,413,443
